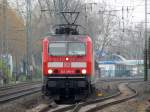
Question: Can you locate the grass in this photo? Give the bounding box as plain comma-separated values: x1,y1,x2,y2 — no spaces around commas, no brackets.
146,107,150,112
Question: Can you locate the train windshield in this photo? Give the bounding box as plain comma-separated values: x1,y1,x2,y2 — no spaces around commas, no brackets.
68,43,85,55
49,42,86,56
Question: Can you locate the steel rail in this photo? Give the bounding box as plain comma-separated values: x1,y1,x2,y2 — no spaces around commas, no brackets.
0,86,41,97
69,83,137,112
0,82,42,104
0,88,41,104
49,91,121,112
0,87,41,104
83,84,138,112
36,80,142,112
0,81,41,91
38,91,121,112
99,77,144,82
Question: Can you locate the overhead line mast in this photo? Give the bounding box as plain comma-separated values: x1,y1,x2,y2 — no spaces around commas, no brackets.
144,0,148,81
2,0,8,55
26,0,32,80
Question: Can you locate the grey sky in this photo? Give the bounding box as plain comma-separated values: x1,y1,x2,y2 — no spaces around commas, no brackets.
8,0,150,25
92,0,150,25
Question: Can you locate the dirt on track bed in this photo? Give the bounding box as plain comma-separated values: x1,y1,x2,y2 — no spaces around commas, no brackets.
0,92,44,112
97,82,150,112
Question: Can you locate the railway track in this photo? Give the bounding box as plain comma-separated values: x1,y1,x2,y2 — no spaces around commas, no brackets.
0,81,41,104
99,77,144,82
47,91,121,112
0,81,41,91
74,83,137,112
39,82,137,112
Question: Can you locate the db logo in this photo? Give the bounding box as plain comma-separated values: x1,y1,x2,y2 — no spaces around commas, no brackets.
63,62,71,67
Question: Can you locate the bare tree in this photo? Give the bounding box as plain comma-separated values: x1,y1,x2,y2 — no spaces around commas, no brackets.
109,23,144,59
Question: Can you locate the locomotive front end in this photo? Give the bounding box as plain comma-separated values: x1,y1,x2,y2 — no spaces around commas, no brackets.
42,35,93,101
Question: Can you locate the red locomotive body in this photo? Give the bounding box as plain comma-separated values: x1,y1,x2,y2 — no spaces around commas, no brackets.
42,34,94,101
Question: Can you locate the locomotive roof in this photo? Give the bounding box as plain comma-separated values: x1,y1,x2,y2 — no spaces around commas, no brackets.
46,34,91,42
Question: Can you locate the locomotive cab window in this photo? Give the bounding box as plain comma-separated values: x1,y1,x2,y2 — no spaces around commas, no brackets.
49,43,67,56
49,42,86,56
68,43,86,56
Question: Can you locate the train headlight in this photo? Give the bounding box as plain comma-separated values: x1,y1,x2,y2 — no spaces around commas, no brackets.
81,69,87,74
48,69,53,74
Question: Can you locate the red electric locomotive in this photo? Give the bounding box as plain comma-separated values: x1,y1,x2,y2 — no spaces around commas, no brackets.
42,12,95,101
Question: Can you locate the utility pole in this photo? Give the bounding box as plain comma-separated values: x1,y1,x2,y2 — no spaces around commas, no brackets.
84,2,97,30
26,0,32,80
2,0,7,54
58,0,64,23
147,2,150,82
122,6,124,32
144,0,148,81
1,0,9,84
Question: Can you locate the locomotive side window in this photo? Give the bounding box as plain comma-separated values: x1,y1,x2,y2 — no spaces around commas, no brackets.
49,43,67,56
68,43,85,56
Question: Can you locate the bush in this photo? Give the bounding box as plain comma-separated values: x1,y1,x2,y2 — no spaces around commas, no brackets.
146,107,150,112
0,59,11,84
18,74,27,82
33,68,42,81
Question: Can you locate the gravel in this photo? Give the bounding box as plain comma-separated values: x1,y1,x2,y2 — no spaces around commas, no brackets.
1,80,148,112
97,81,150,112
0,92,45,112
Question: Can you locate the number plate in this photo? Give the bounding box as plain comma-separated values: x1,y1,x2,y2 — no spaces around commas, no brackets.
63,62,71,67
